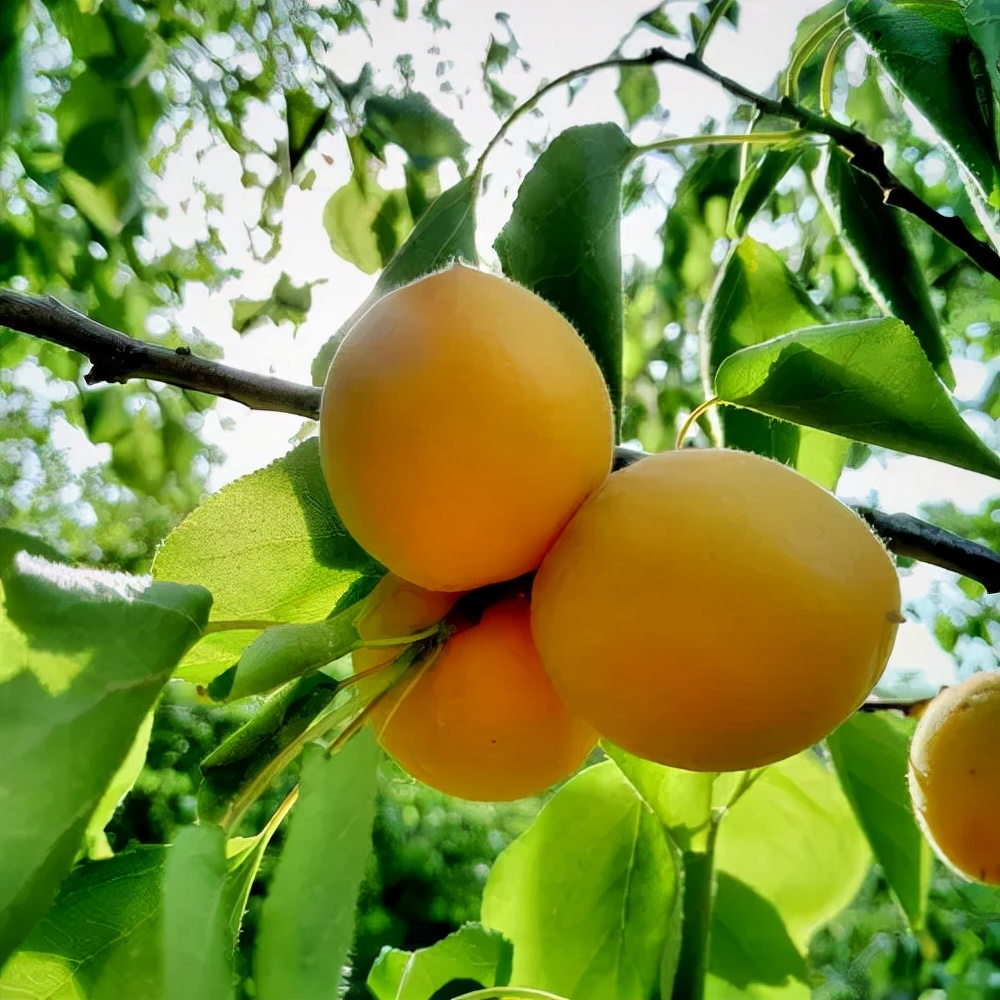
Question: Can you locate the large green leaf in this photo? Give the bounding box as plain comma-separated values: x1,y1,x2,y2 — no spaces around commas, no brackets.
714,317,1000,479
603,740,716,852
163,826,233,1000
965,0,1000,156
826,713,931,929
701,237,849,490
495,123,635,430
0,847,166,996
816,146,954,385
847,0,1000,208
481,760,682,1000
707,874,810,1000
254,732,380,1000
714,753,870,953
367,923,512,1000
0,529,210,963
152,439,378,685
310,177,478,385
0,825,262,997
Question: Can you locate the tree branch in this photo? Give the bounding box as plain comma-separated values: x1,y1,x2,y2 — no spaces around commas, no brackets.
630,47,1000,281
0,288,321,419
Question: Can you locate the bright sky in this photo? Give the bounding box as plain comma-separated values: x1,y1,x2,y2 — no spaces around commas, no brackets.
53,0,998,689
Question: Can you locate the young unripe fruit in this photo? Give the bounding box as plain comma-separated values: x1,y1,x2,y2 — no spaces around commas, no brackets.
359,581,597,802
320,264,614,592
531,448,901,772
907,671,1000,885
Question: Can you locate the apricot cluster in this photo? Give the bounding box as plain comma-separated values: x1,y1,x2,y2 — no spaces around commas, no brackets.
320,265,903,801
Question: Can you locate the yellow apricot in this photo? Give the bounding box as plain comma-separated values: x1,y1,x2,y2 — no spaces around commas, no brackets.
908,671,1000,885
368,593,597,801
531,448,901,772
319,264,614,592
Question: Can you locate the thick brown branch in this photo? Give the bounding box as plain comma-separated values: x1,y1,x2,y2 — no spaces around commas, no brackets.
630,48,1000,281
0,288,322,419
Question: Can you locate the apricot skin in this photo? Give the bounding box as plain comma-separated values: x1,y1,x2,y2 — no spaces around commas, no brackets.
319,264,614,593
364,591,597,802
908,671,1000,885
530,448,902,772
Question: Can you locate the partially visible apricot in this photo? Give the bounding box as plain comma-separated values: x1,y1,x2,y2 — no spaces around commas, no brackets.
908,671,1000,885
353,572,460,674
530,448,901,772
367,592,597,802
319,264,614,592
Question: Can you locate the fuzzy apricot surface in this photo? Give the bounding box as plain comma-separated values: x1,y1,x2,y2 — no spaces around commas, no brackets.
531,448,902,772
366,591,597,802
320,264,614,592
908,671,1000,885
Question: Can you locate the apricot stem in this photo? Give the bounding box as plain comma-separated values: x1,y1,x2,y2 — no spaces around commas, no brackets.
674,397,721,450
353,623,444,649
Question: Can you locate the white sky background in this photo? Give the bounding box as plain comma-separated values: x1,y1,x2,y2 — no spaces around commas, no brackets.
58,0,998,689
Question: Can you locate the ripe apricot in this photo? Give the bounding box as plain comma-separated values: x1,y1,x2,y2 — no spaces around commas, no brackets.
531,448,901,772
319,264,614,592
907,671,1000,885
363,585,597,801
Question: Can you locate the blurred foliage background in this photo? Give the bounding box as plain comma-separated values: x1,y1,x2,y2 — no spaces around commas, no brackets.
2,0,998,996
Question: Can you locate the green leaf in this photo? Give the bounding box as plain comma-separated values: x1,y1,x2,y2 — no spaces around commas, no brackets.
310,177,478,385
481,760,682,1000
152,439,379,685
0,847,166,997
815,146,954,385
616,65,659,127
714,753,870,952
230,272,323,334
495,123,635,431
254,732,380,1000
284,88,328,173
638,6,680,37
714,316,1000,479
847,0,1000,208
707,874,810,1000
367,923,513,1000
84,710,153,860
323,173,413,275
965,0,1000,160
364,92,468,172
0,529,210,962
602,740,716,852
0,0,29,149
217,609,359,702
197,674,339,828
701,236,849,490
163,826,234,1000
826,712,932,929
727,145,804,238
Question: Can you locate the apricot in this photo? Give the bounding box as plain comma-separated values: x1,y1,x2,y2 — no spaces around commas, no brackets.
362,583,597,801
319,264,614,592
907,671,1000,885
530,448,901,772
